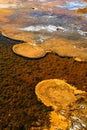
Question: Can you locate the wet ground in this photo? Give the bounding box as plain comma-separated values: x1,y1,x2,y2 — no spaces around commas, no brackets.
0,0,87,39
0,0,87,129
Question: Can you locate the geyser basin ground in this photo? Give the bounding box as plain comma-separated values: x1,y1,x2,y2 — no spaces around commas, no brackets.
0,0,87,129
13,43,46,58
12,37,87,61
35,79,87,130
0,35,87,129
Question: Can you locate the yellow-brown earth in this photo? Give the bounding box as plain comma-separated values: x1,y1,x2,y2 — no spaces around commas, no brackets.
77,8,87,14
35,79,87,130
0,34,87,130
0,9,13,22
12,37,87,61
0,0,87,129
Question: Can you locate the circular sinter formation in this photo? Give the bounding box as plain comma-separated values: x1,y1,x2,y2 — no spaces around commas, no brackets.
35,79,79,109
12,38,87,61
13,43,46,58
35,79,87,130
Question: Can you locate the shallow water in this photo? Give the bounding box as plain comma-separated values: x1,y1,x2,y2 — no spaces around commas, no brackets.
0,0,87,61
0,0,87,40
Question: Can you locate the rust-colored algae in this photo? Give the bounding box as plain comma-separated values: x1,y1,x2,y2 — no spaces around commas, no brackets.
83,0,87,2
77,8,87,14
0,9,13,22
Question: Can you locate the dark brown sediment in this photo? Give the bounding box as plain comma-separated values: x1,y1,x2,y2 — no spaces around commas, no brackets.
0,35,87,129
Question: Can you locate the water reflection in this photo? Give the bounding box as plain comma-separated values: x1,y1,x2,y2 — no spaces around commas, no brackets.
57,1,87,10
0,0,87,49
0,0,87,61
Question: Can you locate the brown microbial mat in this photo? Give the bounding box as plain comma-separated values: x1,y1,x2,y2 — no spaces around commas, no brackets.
0,34,87,129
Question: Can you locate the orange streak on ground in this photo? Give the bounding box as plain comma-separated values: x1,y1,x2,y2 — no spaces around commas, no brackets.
0,9,13,22
83,0,87,2
77,8,87,14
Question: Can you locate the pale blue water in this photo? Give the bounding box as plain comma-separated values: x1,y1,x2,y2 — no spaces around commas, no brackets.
57,0,87,10
0,0,87,42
